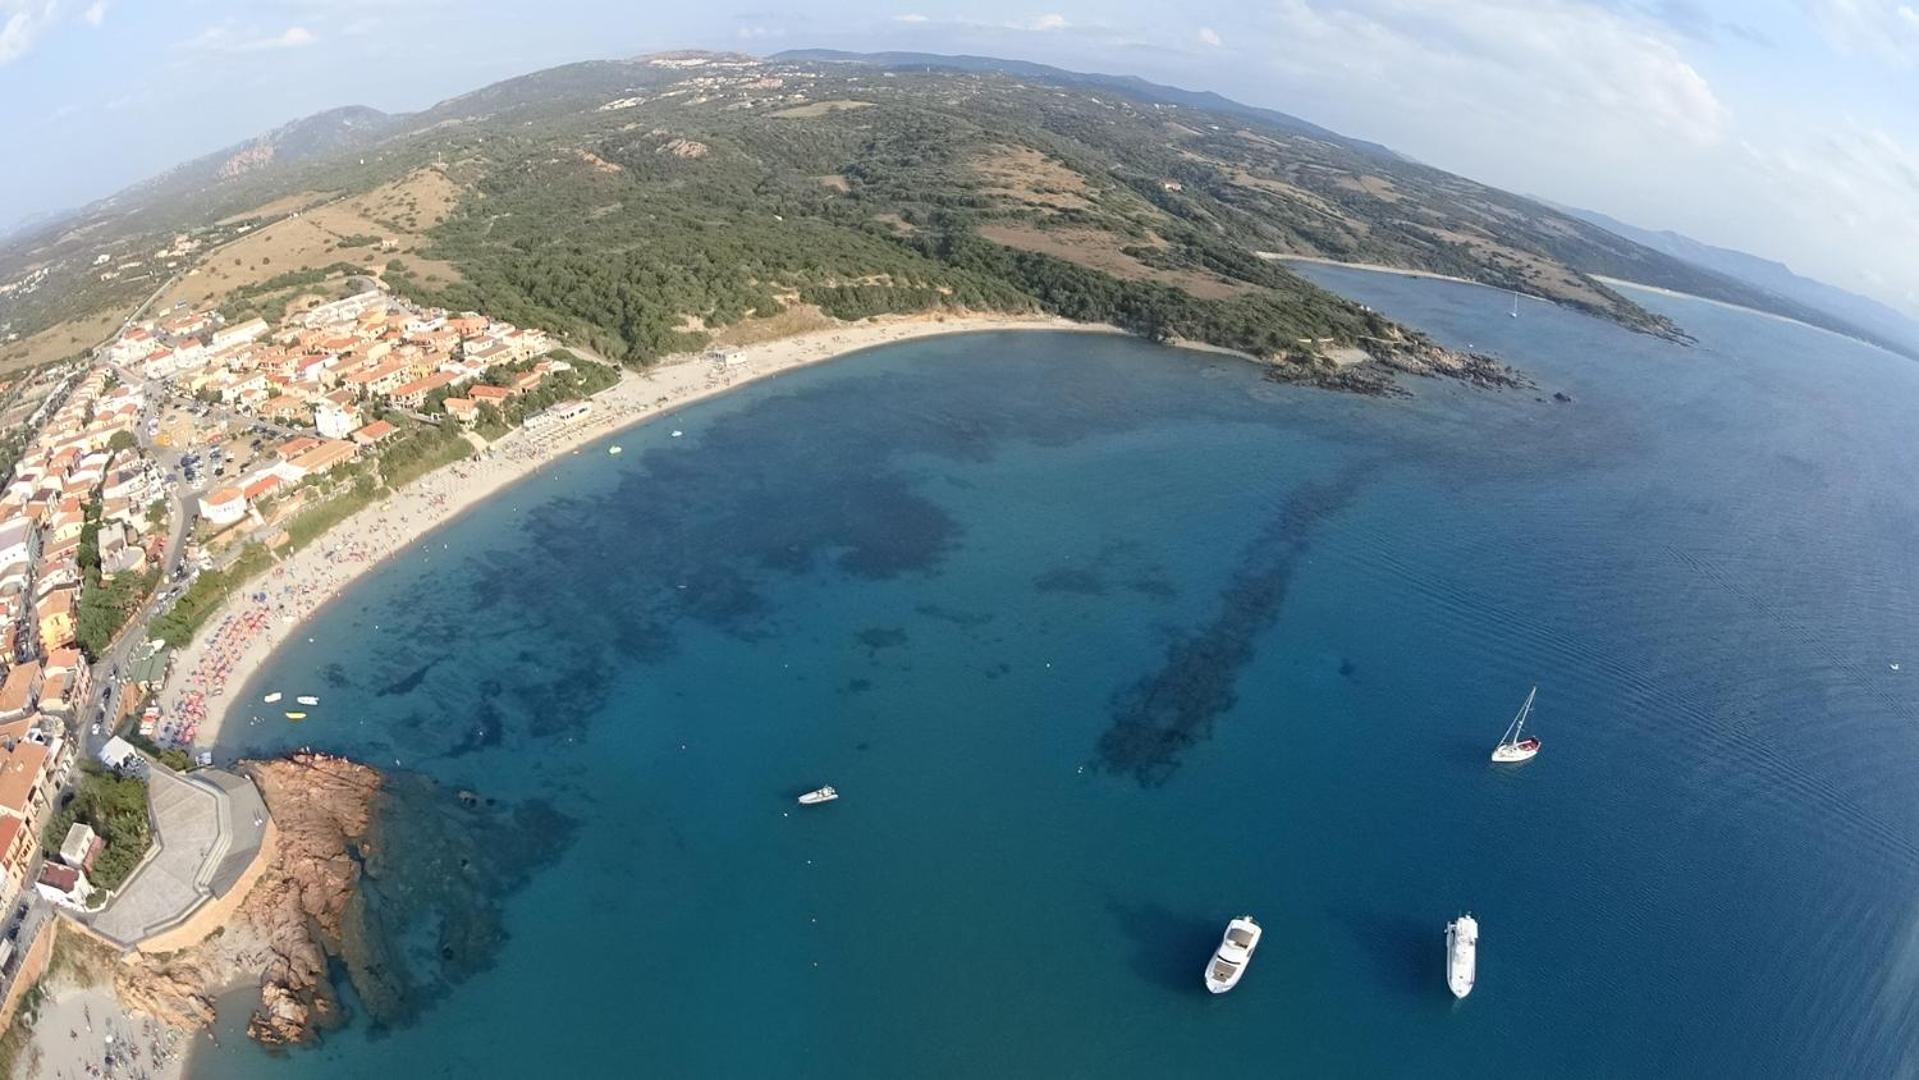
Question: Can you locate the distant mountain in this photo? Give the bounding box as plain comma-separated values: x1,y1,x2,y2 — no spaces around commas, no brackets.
774,49,1408,161
11,46,1917,372
115,105,401,205
1557,204,1919,359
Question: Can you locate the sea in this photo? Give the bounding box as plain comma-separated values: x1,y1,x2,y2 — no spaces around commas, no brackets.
190,268,1919,1078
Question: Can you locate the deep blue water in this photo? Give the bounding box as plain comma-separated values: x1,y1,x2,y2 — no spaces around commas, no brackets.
191,272,1919,1078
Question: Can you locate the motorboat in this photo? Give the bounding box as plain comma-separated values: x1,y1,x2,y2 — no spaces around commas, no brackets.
1204,916,1262,994
295,695,319,706
284,711,308,721
1491,686,1541,763
670,430,684,438
609,446,623,455
1446,914,1478,999
263,692,282,704
797,785,838,805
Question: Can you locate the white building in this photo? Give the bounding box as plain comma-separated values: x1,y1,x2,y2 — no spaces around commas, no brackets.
315,399,360,440
197,486,247,527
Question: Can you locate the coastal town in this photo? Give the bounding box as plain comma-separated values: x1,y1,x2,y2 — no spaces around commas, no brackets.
0,229,1085,1074
0,267,632,1072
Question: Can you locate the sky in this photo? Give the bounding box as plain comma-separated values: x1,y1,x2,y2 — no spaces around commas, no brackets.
2,0,1917,316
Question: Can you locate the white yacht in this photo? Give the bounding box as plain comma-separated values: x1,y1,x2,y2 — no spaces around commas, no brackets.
1203,916,1262,994
263,692,282,704
1490,686,1541,763
296,695,319,707
1446,914,1478,999
797,785,838,805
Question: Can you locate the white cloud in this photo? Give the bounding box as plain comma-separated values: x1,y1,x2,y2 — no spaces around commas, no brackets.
1802,0,1919,65
181,21,318,53
1020,13,1069,31
1198,26,1223,47
82,0,103,28
892,13,929,23
1241,0,1919,316
1261,0,1727,147
0,0,62,65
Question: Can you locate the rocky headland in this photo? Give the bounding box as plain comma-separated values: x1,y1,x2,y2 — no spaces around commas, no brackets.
102,750,573,1050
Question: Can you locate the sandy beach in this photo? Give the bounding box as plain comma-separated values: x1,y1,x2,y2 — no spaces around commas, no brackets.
20,980,192,1080
164,312,1101,748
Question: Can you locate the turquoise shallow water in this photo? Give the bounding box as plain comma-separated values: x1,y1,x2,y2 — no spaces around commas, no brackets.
191,272,1919,1078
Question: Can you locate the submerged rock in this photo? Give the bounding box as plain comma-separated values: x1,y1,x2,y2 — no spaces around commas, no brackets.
107,750,575,1050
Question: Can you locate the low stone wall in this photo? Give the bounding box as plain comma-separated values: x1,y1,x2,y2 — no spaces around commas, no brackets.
136,816,278,956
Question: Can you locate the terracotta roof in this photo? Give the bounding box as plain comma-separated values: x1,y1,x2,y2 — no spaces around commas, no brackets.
0,739,49,814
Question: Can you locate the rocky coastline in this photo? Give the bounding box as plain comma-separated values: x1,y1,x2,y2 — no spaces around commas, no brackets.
1264,338,1534,398
101,750,572,1052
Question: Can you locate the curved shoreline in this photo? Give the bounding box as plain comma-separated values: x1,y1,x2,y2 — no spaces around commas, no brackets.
167,313,1108,752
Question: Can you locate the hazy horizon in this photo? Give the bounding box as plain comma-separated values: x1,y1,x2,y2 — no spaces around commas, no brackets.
2,1,1916,319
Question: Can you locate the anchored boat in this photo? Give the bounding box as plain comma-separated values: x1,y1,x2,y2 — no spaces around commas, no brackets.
263,692,282,704
1446,914,1478,999
1491,686,1541,763
1204,915,1262,994
797,785,838,805
295,695,319,707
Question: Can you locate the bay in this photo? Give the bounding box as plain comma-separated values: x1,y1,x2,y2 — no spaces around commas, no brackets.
192,270,1919,1078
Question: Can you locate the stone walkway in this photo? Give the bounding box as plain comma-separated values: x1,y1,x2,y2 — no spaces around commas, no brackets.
87,765,268,946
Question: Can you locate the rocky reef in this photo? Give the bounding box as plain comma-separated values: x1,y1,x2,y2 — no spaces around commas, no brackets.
1263,338,1533,398
111,750,574,1049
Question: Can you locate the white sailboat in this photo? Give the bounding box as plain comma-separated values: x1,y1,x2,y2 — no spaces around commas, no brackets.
797,785,838,805
1204,916,1262,994
1510,290,1520,318
1446,914,1478,999
1490,686,1541,763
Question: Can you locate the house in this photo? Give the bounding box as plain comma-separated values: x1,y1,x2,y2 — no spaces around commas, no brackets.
210,316,270,352
342,359,410,397
44,648,88,706
198,486,248,527
315,398,361,440
350,420,397,447
35,861,91,909
443,397,478,424
298,289,389,329
58,822,102,871
36,672,74,716
0,520,30,569
36,587,76,651
0,816,34,910
97,735,141,774
390,372,456,410
468,385,511,407
259,395,309,422
241,472,282,503
525,400,590,433
277,440,358,482
0,738,53,825
0,662,39,722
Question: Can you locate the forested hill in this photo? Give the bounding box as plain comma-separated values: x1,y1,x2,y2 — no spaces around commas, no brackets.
5,47,1871,381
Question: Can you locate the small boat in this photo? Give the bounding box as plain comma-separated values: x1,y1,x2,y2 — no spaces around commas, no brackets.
295,695,319,706
1204,915,1262,994
284,711,307,721
670,430,684,438
263,692,282,704
1446,913,1478,999
609,445,623,455
1510,290,1520,318
1490,686,1541,763
797,785,838,805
